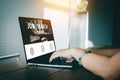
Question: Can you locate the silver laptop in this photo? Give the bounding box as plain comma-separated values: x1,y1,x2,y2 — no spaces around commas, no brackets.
18,17,76,68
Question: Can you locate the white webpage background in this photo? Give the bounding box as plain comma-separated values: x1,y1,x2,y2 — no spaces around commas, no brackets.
25,41,55,60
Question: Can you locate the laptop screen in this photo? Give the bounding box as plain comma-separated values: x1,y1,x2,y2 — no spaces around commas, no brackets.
19,17,56,61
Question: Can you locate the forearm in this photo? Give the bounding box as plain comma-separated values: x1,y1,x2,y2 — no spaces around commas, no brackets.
82,54,110,78
81,53,120,80
70,48,120,59
70,48,113,79
91,49,120,57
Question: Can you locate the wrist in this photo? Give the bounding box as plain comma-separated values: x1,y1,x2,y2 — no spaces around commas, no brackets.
70,48,85,59
77,50,92,65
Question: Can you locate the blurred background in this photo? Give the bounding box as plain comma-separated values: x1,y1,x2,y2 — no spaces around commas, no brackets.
0,0,119,65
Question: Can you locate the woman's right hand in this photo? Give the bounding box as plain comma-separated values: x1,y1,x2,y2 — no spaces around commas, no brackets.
49,48,86,62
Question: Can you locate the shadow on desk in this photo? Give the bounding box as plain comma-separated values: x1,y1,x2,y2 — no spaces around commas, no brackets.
43,66,103,80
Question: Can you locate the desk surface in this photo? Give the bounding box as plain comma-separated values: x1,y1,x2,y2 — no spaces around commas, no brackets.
0,62,103,80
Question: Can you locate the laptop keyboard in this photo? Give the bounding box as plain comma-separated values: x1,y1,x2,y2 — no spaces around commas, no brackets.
27,53,79,68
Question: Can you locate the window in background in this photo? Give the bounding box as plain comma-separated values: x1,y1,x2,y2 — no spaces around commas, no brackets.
43,0,70,50
69,0,89,48
43,0,89,49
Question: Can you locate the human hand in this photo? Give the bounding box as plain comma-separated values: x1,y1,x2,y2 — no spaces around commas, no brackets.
49,49,74,62
49,48,86,62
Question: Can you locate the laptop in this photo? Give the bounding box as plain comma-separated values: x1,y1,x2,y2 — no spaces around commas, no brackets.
18,17,75,68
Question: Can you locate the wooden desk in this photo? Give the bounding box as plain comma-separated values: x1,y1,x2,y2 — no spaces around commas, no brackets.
43,67,103,80
0,61,103,80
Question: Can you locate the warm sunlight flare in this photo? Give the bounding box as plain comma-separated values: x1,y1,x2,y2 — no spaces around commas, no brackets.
44,0,88,14
44,0,70,8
